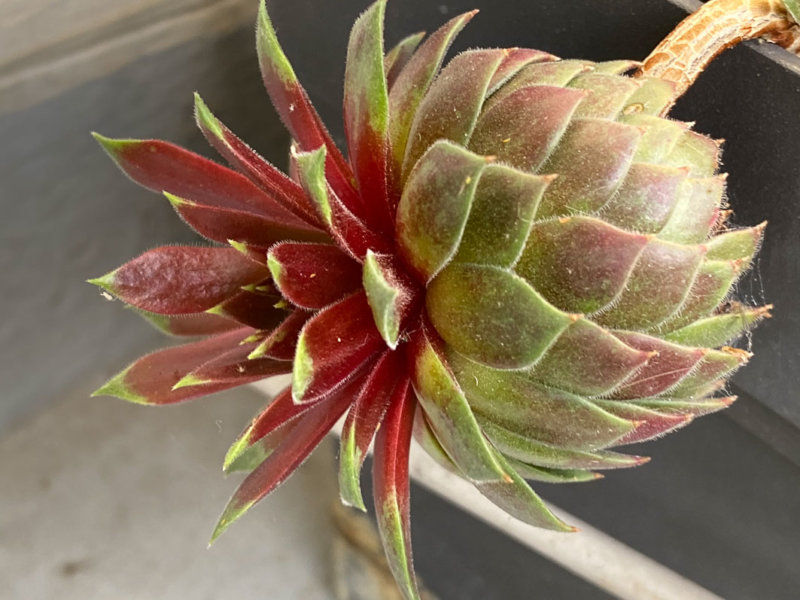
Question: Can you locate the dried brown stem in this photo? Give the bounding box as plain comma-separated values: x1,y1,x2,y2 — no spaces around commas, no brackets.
635,0,800,107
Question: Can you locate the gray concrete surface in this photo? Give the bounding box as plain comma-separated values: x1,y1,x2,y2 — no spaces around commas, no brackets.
0,382,337,600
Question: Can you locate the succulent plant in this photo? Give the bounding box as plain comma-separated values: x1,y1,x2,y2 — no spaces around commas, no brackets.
90,0,798,597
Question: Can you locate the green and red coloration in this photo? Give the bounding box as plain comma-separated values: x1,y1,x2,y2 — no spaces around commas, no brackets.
90,0,796,597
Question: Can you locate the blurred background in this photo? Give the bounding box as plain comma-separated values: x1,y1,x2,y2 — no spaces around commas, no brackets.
1,0,798,598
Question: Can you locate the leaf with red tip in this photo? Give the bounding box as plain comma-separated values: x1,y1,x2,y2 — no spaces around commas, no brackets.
89,247,269,314
407,322,508,482
388,11,476,186
135,310,240,337
537,118,642,217
373,378,420,600
344,0,392,235
412,410,572,530
396,141,487,283
449,352,636,451
267,242,362,309
339,350,407,510
248,309,311,360
384,31,425,91
596,240,706,330
92,133,307,227
612,332,706,399
292,292,385,403
516,216,649,315
255,0,359,214
193,93,325,229
469,85,585,172
530,318,652,397
479,420,647,471
293,145,391,259
362,251,420,349
211,381,354,543
403,49,506,179
92,328,253,405
594,400,691,445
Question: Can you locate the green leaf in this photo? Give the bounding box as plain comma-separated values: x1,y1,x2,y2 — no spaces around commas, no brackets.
450,353,636,451
427,263,573,369
409,325,508,482
396,141,487,282
454,163,552,267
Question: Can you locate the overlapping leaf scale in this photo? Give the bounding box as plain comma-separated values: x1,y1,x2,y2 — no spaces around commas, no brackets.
411,410,573,531
448,353,637,451
387,10,477,193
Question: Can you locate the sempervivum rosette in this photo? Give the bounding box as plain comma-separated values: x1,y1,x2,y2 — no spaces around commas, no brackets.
91,0,796,597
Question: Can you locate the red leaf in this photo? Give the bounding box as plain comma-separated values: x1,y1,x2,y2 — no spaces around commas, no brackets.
194,95,325,228
339,350,407,509
209,282,290,331
344,0,392,236
211,376,359,542
93,134,310,229
249,309,312,360
268,242,363,309
92,328,254,405
177,339,292,389
136,310,240,337
166,193,327,249
90,247,269,314
292,292,385,403
255,2,361,219
373,379,420,600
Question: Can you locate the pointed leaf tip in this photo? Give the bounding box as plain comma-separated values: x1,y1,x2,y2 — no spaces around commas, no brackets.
210,498,256,545
171,373,211,391
87,271,115,293
91,367,148,405
193,93,225,140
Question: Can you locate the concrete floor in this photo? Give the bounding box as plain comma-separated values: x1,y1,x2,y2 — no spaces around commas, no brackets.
0,380,338,600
